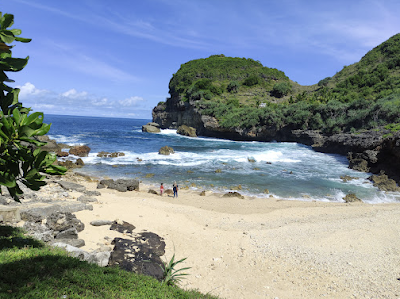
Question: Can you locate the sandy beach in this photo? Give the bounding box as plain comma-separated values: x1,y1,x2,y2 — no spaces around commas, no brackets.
65,174,400,299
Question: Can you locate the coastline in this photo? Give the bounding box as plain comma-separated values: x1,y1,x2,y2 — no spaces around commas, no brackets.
63,171,400,299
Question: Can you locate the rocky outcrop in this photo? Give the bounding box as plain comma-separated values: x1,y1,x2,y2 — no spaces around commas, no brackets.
97,179,139,192
177,125,197,137
97,151,125,158
158,146,174,155
142,122,161,133
69,145,91,157
153,98,400,189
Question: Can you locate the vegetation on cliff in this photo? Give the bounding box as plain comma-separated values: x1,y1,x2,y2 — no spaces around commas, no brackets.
159,34,400,135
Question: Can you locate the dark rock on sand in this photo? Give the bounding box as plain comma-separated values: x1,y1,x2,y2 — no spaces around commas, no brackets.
223,191,245,199
108,232,165,280
110,220,136,234
97,179,139,192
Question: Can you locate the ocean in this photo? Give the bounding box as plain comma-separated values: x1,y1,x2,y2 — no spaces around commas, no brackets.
44,114,400,204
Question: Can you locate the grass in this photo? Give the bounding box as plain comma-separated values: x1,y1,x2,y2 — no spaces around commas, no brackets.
0,225,219,299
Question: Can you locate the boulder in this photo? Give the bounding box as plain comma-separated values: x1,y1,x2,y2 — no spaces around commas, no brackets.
57,151,69,157
142,123,161,133
108,232,165,280
69,145,91,157
90,220,114,226
222,191,245,199
158,146,174,155
97,179,139,192
84,190,102,196
110,220,136,234
343,193,363,203
52,243,110,267
97,151,125,158
55,228,79,240
148,189,158,195
369,173,400,192
177,125,197,137
46,212,85,232
58,181,86,192
77,196,98,203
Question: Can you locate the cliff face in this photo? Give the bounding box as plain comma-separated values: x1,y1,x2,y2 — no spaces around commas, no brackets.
152,98,400,184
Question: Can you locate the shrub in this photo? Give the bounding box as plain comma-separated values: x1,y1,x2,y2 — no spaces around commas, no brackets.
272,82,292,98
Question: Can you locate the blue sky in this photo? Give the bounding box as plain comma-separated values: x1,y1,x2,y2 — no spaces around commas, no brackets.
2,0,400,119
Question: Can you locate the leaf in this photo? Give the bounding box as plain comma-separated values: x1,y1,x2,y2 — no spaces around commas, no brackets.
1,14,14,29
14,37,31,43
24,112,43,126
0,31,15,44
1,56,29,72
9,29,21,36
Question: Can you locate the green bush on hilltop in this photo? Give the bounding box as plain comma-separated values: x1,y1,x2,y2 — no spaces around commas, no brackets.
0,12,66,201
164,33,400,134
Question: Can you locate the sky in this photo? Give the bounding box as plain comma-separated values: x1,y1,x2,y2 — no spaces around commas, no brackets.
2,0,400,119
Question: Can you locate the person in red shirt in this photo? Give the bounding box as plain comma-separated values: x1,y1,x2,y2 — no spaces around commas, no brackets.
160,183,164,196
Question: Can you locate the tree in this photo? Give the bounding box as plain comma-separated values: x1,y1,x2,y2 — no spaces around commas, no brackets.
0,12,66,202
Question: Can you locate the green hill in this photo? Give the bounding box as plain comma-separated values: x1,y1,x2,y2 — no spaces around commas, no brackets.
159,33,400,134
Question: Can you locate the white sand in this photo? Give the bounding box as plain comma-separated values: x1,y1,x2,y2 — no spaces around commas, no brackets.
69,175,400,299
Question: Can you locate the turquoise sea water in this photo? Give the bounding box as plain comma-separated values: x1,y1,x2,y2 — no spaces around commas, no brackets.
45,114,400,203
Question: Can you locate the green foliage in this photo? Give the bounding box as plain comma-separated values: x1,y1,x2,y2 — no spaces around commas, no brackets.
0,12,66,201
160,253,191,286
227,80,239,93
318,77,331,87
243,75,260,87
0,225,216,299
272,82,292,98
169,55,288,102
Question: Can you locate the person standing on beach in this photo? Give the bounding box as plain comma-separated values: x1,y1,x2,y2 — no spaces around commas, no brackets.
160,183,164,196
173,182,178,198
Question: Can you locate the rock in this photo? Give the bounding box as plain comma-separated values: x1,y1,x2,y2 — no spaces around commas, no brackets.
200,190,206,196
110,220,136,234
177,125,197,137
248,158,256,162
215,169,222,173
108,232,165,280
90,220,114,226
369,173,400,192
145,173,155,178
148,189,158,195
343,193,363,203
264,189,269,194
20,203,93,221
340,175,358,182
222,192,245,199
142,123,161,133
55,228,79,239
87,251,111,267
76,158,85,166
164,189,173,195
57,181,86,192
57,151,69,157
97,179,139,192
46,212,85,232
97,151,125,158
84,190,101,196
77,196,98,203
158,146,174,155
69,145,91,157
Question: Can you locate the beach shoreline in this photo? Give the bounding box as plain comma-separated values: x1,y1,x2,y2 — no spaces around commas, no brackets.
56,171,400,299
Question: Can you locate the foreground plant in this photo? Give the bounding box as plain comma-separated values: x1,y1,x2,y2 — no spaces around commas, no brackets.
160,253,191,286
0,12,66,201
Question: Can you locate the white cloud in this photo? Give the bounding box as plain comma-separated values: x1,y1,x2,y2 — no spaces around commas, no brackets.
118,96,145,107
91,98,109,106
17,82,49,99
61,89,88,99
